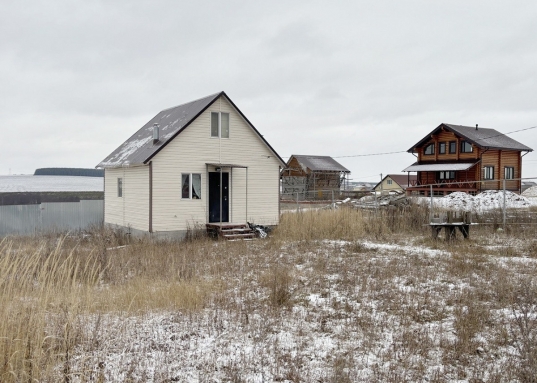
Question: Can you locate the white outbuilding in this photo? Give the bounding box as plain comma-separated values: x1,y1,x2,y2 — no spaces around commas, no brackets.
97,92,285,238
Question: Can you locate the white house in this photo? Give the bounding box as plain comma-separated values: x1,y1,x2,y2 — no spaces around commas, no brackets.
97,92,286,238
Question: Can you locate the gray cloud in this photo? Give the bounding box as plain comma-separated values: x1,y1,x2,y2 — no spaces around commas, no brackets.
1,0,536,177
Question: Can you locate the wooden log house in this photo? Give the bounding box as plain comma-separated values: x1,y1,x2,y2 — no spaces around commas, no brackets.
281,155,350,199
403,123,533,196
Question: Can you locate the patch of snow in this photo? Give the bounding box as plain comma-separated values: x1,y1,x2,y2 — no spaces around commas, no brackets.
100,136,152,167
416,190,531,212
522,185,537,198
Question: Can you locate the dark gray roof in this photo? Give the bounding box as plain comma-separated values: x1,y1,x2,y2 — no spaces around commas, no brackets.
97,92,285,168
289,155,350,173
408,123,533,152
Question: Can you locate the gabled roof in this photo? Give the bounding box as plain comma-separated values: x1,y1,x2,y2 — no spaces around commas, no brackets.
97,91,286,168
288,155,350,173
373,174,417,190
408,123,533,153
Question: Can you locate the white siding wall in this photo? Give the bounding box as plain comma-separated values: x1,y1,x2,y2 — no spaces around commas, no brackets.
104,166,149,231
152,96,281,232
375,177,404,193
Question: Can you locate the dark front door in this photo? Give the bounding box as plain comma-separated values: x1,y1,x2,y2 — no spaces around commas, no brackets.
208,172,229,223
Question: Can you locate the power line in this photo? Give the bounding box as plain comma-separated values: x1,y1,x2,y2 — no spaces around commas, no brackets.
281,125,536,160
472,125,537,143
333,151,407,158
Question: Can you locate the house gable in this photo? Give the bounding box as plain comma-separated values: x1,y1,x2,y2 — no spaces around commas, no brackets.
150,95,283,232
97,91,285,169
408,123,532,153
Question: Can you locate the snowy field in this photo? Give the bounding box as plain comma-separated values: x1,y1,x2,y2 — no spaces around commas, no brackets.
0,175,103,192
2,197,537,382
60,236,537,382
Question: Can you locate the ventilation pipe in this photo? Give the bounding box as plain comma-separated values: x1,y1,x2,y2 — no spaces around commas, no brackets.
476,124,478,130
153,123,159,144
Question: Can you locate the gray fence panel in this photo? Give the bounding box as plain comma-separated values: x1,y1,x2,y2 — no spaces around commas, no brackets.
0,205,41,235
0,200,103,236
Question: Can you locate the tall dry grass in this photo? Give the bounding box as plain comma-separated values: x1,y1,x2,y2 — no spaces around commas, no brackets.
1,203,536,381
0,232,214,382
275,204,429,241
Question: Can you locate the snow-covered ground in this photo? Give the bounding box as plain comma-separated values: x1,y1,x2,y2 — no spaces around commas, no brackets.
0,175,103,192
59,238,537,382
522,185,537,205
413,190,535,212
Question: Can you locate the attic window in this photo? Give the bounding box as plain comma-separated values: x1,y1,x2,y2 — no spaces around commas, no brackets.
460,141,473,153
424,143,435,155
439,142,446,154
211,112,230,138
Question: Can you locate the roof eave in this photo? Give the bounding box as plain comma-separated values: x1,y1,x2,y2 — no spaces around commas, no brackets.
222,92,287,168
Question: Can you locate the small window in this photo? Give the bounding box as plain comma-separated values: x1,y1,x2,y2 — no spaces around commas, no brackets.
438,171,455,180
449,141,457,154
483,166,494,180
117,178,123,197
210,112,230,138
504,167,514,180
221,113,229,138
211,112,219,137
424,143,435,155
439,142,446,154
460,141,473,153
387,179,392,185
182,173,202,199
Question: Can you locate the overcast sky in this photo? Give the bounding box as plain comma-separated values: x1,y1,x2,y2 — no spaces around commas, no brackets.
2,0,537,182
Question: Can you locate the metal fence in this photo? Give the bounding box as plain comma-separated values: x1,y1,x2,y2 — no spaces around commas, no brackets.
280,189,370,211
0,200,104,236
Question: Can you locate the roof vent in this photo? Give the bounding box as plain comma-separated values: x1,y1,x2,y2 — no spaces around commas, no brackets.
476,124,478,130
153,123,159,144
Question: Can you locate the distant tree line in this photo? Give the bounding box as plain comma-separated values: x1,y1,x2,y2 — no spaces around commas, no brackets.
34,168,104,177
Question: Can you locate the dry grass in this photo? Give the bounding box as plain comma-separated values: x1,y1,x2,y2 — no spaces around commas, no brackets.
1,204,537,381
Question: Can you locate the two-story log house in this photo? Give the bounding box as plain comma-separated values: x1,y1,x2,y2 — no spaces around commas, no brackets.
403,123,533,196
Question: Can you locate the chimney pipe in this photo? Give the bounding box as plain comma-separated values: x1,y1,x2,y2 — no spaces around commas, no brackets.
153,123,159,143
475,124,478,130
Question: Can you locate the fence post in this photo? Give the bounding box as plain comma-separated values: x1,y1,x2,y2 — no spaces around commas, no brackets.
503,179,506,230
430,184,433,223
296,192,299,213
331,190,334,209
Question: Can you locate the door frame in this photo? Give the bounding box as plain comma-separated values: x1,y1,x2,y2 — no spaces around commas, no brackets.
205,163,248,224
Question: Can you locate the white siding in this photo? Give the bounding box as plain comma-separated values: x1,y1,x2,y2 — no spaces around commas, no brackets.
104,166,149,231
152,96,281,232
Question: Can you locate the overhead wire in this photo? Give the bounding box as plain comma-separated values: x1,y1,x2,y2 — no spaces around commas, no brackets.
281,125,537,160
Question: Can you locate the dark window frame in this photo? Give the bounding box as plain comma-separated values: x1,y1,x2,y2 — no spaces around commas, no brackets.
483,166,494,180
424,143,435,155
460,141,473,153
438,171,455,180
449,141,457,154
439,142,446,154
504,166,514,180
